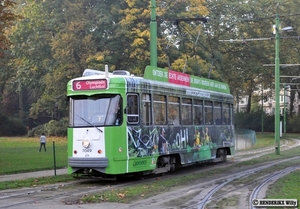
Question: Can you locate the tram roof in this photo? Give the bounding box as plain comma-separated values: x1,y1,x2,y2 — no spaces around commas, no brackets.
69,66,231,94
143,66,230,94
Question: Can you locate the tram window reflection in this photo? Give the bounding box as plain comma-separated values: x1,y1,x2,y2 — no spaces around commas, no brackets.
127,94,139,124
214,102,222,125
223,103,230,125
168,96,179,125
193,99,203,125
204,101,213,125
154,94,166,125
142,94,151,125
182,98,192,125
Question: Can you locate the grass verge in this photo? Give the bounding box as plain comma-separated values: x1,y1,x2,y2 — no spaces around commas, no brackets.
0,137,67,174
0,175,75,190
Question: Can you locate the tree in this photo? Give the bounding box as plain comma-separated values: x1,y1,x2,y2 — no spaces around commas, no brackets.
0,0,20,115
0,0,19,58
204,0,300,112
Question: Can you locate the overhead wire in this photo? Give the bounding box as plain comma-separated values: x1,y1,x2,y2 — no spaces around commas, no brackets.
158,0,300,77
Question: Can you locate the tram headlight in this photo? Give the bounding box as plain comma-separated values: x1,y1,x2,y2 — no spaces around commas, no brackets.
82,139,90,148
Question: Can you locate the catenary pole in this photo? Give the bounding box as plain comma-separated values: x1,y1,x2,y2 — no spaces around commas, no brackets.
274,15,280,155
150,0,157,67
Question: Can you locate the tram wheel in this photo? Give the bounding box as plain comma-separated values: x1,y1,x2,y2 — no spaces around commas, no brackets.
170,163,176,172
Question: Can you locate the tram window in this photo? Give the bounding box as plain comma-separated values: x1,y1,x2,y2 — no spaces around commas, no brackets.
69,98,73,126
193,99,203,125
223,103,230,125
106,95,122,125
71,95,120,127
214,102,222,125
231,104,234,125
142,94,152,125
204,101,213,125
127,94,139,124
153,95,166,125
168,96,180,125
182,98,192,125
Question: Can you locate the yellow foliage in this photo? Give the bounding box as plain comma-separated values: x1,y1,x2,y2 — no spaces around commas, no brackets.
132,38,146,47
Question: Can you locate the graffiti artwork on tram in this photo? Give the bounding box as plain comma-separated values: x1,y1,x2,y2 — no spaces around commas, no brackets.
127,125,234,161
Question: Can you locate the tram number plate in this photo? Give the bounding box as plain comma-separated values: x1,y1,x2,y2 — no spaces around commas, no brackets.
82,148,92,153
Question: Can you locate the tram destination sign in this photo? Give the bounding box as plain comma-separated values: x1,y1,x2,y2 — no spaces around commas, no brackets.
72,79,108,91
144,66,230,94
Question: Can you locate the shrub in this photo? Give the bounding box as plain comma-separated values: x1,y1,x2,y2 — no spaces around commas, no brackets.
27,117,68,137
0,115,27,136
286,114,300,133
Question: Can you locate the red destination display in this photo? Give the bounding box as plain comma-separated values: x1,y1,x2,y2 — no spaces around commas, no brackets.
72,79,108,90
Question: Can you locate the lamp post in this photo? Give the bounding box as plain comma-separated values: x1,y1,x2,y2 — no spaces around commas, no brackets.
274,15,280,155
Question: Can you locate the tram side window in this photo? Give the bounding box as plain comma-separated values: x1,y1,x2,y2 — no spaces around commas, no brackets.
142,94,152,126
193,99,203,125
222,104,230,125
204,101,213,125
182,98,192,125
230,104,234,125
214,102,222,125
69,98,73,126
168,96,180,125
222,103,230,125
153,95,166,125
127,94,139,124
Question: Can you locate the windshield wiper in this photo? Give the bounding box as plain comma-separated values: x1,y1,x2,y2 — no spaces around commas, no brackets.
75,114,103,133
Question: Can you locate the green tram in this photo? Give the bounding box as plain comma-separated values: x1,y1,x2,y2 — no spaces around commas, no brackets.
67,65,235,178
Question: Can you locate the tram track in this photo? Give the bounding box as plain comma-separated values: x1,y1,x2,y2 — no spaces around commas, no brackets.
249,165,300,209
0,138,299,209
0,178,145,209
183,157,300,209
115,138,300,209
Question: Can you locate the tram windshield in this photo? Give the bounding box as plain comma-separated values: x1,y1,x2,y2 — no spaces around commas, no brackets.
69,94,122,127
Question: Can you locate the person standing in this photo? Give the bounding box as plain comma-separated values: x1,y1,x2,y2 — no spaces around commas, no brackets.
39,133,47,152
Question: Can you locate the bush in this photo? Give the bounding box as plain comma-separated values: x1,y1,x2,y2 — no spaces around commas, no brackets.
235,110,273,132
27,117,68,137
235,110,300,133
286,114,300,133
0,115,27,136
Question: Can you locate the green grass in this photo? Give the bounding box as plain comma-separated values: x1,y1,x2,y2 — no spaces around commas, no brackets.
0,175,75,190
253,132,275,148
267,170,300,206
0,137,68,174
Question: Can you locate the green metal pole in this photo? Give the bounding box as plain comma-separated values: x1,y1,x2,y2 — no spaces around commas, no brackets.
53,141,57,176
150,0,157,67
275,15,280,155
261,85,264,133
284,85,286,134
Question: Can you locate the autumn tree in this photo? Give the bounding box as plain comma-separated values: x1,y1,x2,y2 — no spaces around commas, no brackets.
204,0,300,113
0,0,20,116
0,0,18,58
